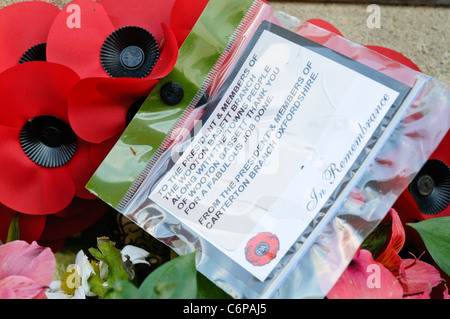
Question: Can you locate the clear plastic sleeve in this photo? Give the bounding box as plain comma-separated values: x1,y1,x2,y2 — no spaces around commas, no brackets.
88,0,450,298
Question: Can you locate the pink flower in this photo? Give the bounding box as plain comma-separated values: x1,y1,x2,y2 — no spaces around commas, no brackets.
327,249,404,299
0,241,55,299
327,209,446,299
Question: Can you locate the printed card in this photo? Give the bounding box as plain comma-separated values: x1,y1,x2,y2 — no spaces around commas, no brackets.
149,21,411,281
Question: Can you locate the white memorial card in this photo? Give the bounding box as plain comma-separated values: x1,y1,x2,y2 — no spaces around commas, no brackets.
149,21,411,281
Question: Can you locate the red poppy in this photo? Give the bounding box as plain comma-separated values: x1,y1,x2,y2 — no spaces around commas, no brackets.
0,198,108,252
170,0,209,46
245,232,279,266
67,77,158,146
0,204,18,243
45,0,181,146
0,1,60,74
46,0,178,80
38,198,110,252
0,62,97,215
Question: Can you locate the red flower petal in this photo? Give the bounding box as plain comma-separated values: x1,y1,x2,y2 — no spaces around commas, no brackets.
0,126,75,215
68,77,157,143
65,138,98,199
148,23,179,79
38,199,108,243
99,0,176,42
327,249,404,299
0,62,80,129
18,214,46,244
0,204,16,243
170,0,208,31
365,45,421,72
170,0,208,45
89,134,121,167
307,19,344,37
0,1,60,73
47,0,115,79
401,258,443,295
55,196,97,218
375,208,406,275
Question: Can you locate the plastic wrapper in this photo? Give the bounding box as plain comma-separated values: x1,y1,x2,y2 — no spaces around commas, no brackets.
87,0,450,298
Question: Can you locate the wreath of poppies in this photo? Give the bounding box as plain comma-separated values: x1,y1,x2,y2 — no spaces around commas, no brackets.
0,0,206,250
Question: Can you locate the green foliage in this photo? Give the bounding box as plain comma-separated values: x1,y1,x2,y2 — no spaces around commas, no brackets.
139,252,198,299
408,217,450,276
87,237,131,298
196,272,231,299
361,221,391,254
6,214,19,243
84,238,230,299
112,252,231,299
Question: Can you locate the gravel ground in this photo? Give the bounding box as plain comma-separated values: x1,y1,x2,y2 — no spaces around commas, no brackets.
270,2,449,82
1,0,448,82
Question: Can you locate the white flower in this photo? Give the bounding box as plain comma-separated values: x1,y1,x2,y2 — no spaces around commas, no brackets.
46,280,85,299
121,245,150,265
45,250,97,299
45,245,150,299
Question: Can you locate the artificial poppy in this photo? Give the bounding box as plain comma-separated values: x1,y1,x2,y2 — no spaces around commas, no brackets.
170,0,209,46
169,0,269,47
46,0,180,145
0,207,46,245
46,0,178,80
245,232,279,266
67,77,158,146
0,1,60,74
0,198,108,252
0,203,20,243
0,62,97,215
38,198,110,252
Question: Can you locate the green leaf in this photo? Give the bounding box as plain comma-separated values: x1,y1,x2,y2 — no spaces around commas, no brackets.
88,274,104,296
196,272,231,299
111,280,141,299
407,217,450,276
6,214,19,243
88,237,131,298
361,221,391,254
138,252,198,299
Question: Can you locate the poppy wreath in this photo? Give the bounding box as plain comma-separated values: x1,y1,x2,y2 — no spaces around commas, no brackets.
49,0,210,164
0,62,109,250
0,0,432,253
0,0,204,249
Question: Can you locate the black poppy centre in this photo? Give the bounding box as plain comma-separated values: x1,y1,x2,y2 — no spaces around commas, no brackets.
20,115,77,168
100,26,160,78
409,159,450,215
19,43,47,64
